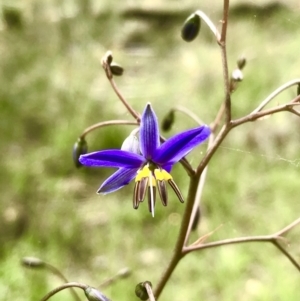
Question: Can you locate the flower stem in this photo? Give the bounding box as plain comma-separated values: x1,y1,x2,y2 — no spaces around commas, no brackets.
39,283,87,301
153,175,199,299
80,120,138,139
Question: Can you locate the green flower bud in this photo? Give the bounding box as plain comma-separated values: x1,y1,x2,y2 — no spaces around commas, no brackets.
135,282,152,301
73,138,88,168
181,13,201,42
21,257,45,268
237,56,246,70
161,110,175,132
110,63,124,76
84,287,111,301
297,84,300,96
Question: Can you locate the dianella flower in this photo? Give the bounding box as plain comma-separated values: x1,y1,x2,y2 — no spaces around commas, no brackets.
79,103,210,216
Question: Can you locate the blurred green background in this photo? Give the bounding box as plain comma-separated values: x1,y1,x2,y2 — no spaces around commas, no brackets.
1,0,300,300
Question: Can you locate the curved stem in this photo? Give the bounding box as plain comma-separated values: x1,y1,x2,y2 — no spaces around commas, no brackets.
251,79,300,114
231,101,300,127
39,283,87,301
44,264,81,301
80,120,138,139
173,105,203,125
195,10,221,42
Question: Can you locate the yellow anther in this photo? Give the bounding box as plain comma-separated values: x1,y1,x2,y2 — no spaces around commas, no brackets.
154,169,173,181
135,165,157,187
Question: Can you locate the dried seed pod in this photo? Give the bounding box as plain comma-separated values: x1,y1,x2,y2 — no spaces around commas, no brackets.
181,13,201,42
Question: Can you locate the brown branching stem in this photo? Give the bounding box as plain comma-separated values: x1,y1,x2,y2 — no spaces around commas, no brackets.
154,81,300,300
183,217,300,272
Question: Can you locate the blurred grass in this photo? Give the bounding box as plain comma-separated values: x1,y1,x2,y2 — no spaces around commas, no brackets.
0,0,300,300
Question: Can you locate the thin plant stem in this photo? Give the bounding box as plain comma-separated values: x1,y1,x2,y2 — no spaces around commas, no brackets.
184,133,215,246
144,282,156,301
99,267,130,288
211,102,225,132
80,120,138,139
272,240,300,273
153,176,199,299
39,283,87,301
195,10,221,42
183,217,300,272
219,0,231,124
101,51,140,122
231,101,300,127
173,105,203,125
251,79,300,114
109,77,140,121
44,263,81,301
197,123,231,175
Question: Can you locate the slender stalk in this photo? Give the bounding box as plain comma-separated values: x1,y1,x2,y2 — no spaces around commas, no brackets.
153,176,199,299
183,217,300,272
196,124,231,175
210,102,225,132
144,282,156,301
251,79,300,114
184,134,215,245
39,283,87,301
231,101,300,127
173,105,203,125
195,10,221,42
80,120,138,139
44,263,81,301
219,0,231,124
272,240,300,272
108,77,140,121
101,51,140,122
99,267,130,288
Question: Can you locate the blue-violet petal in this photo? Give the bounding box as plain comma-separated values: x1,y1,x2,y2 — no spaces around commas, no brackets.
97,168,138,194
79,149,144,168
139,103,160,160
153,125,211,165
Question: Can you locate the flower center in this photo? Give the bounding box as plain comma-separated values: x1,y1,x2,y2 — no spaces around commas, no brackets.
133,163,184,216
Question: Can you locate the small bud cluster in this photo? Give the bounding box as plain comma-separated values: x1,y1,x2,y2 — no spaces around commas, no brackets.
230,56,247,93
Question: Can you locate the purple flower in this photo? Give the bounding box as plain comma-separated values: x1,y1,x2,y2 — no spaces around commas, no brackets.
79,103,210,216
